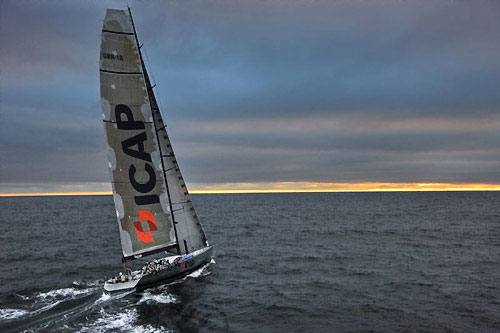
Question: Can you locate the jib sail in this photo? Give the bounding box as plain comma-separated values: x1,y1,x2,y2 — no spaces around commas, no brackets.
146,59,209,255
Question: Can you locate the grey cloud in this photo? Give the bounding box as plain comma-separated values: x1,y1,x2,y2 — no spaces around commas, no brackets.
0,0,499,190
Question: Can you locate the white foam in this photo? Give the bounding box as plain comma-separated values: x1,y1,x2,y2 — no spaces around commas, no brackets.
97,292,111,303
0,300,64,321
79,308,170,333
188,263,211,279
0,308,29,320
72,279,101,288
95,290,134,306
188,268,205,278
31,300,62,315
14,293,29,300
139,291,176,305
37,287,93,300
168,262,212,286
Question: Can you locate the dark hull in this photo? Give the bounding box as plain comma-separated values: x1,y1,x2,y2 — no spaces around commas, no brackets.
136,246,214,291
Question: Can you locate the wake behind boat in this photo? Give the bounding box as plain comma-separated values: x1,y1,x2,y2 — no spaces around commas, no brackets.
99,8,213,292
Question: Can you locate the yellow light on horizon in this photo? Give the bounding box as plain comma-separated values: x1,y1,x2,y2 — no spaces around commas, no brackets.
1,182,499,197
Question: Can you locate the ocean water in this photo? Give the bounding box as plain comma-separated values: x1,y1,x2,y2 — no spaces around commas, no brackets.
0,192,499,332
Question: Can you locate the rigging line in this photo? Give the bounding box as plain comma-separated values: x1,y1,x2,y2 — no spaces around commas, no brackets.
142,46,157,88
139,41,177,183
142,44,166,117
141,46,156,95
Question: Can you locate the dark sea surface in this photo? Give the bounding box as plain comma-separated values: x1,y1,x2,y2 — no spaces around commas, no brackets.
0,192,499,332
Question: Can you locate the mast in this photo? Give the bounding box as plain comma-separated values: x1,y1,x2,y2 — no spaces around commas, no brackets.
127,7,181,255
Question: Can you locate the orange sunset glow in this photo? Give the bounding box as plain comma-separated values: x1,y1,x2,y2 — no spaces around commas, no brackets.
1,182,498,197
0,191,113,197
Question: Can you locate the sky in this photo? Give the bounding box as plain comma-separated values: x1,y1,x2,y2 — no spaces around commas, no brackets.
1,0,499,195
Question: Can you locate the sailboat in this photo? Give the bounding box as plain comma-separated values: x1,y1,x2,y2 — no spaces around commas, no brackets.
100,8,213,292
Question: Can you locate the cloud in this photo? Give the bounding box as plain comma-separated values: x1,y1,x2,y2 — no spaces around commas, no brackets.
0,0,499,192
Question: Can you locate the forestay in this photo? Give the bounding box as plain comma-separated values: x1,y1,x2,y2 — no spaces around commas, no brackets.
100,9,176,260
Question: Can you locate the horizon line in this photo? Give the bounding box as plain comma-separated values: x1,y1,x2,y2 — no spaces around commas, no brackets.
2,187,500,197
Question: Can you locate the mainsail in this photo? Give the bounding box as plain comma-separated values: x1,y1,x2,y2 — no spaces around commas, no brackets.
100,9,208,261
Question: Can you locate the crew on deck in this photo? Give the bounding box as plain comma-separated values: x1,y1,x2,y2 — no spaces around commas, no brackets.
140,255,192,275
112,254,194,283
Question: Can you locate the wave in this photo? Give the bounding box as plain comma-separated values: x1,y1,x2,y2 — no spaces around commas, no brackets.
78,308,171,333
72,279,102,288
166,261,213,286
0,308,29,320
0,282,110,326
96,290,134,305
0,300,63,322
97,292,111,303
14,293,30,300
36,287,95,300
188,265,209,279
139,292,176,305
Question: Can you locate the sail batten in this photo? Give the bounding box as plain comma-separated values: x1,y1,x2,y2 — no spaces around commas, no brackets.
100,69,143,75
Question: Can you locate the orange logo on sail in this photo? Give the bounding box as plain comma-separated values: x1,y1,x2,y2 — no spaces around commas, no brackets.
133,210,157,243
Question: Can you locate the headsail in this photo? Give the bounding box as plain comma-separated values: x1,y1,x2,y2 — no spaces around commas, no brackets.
100,9,177,260
154,118,209,254
100,9,208,260
127,8,209,255
145,67,209,255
